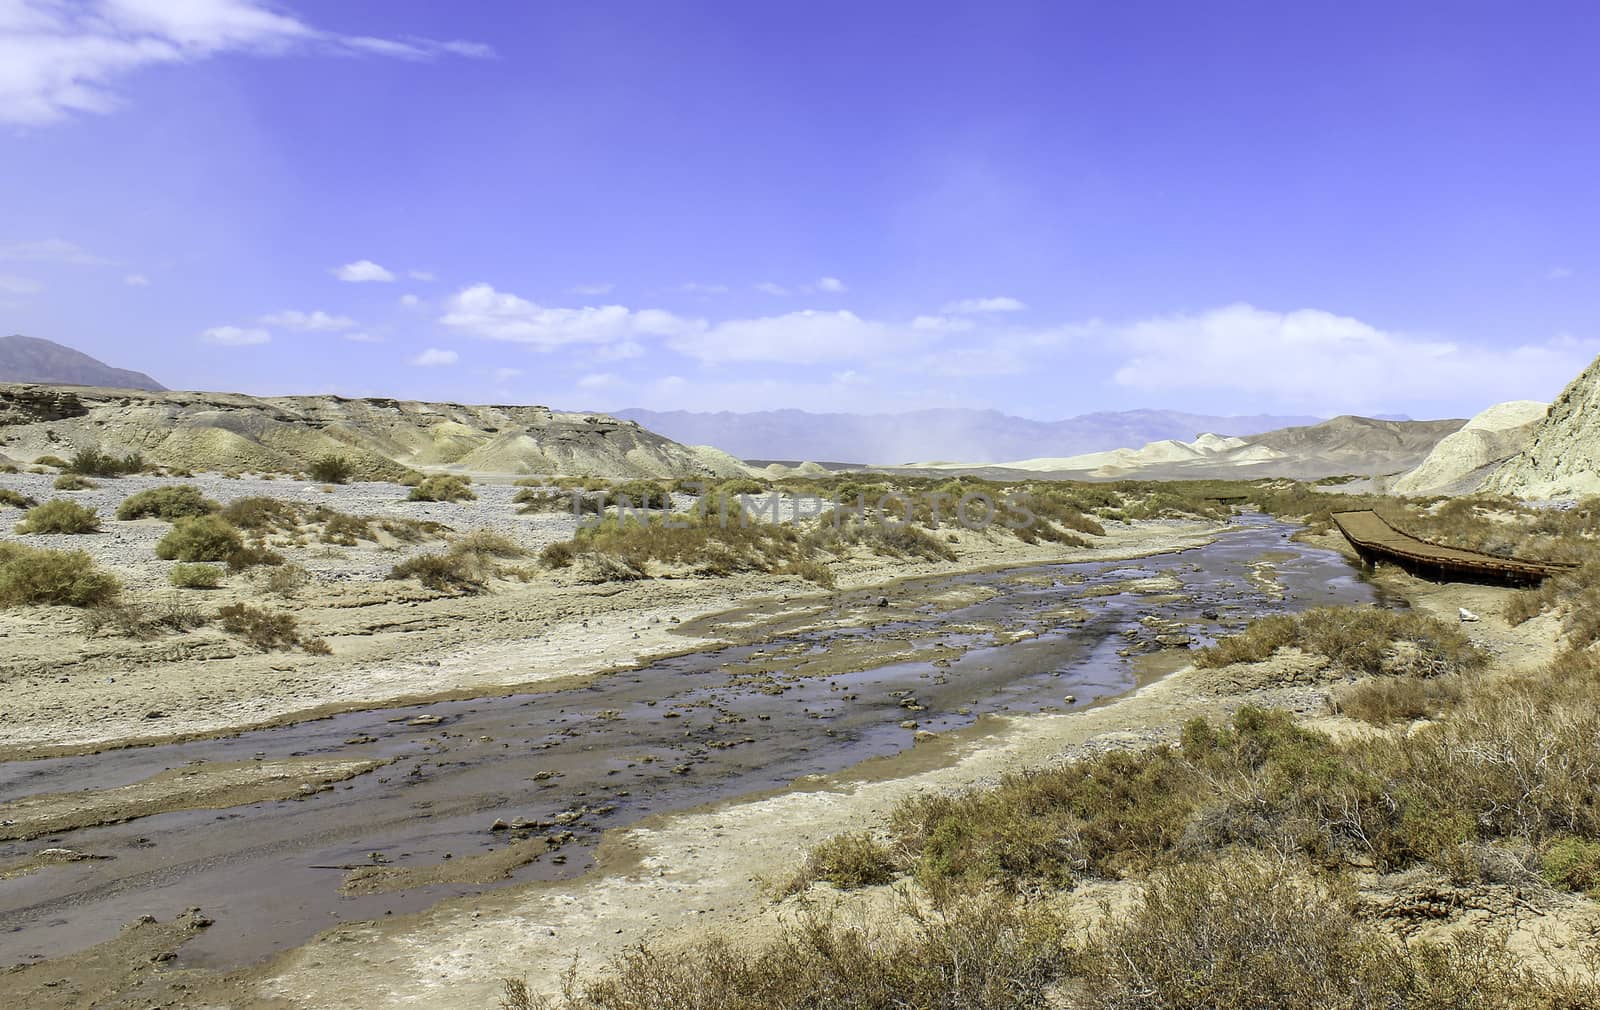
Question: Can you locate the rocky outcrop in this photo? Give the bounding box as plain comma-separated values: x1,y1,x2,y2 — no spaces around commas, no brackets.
1484,355,1600,498
0,384,752,480
1391,401,1548,496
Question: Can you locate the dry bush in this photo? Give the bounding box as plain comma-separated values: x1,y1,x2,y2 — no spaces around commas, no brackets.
1195,606,1485,678
779,559,836,588
33,454,69,469
53,473,95,490
15,498,101,534
217,602,317,652
0,488,38,509
509,891,1068,1010
387,532,523,593
262,562,311,597
168,562,223,589
1333,674,1465,724
116,484,219,521
82,594,209,638
226,544,285,572
409,474,476,502
156,514,243,561
221,496,303,533
560,514,814,579
609,479,671,510
0,542,120,607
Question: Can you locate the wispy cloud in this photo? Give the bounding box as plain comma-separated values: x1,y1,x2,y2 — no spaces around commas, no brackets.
0,0,494,126
678,282,729,296
571,282,614,296
333,259,395,283
0,274,41,294
260,309,356,331
408,269,436,282
1548,266,1575,281
0,238,105,264
816,276,846,293
123,273,150,287
202,325,270,346
940,296,1026,314
410,347,458,366
755,281,789,296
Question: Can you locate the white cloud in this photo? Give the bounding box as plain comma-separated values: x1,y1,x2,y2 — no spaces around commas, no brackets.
816,276,846,293
493,366,522,382
669,309,931,365
260,309,356,331
1107,303,1600,414
571,282,614,296
678,282,729,295
0,238,104,264
755,281,789,296
441,283,701,351
410,347,458,367
0,274,41,294
333,259,395,283
911,314,974,332
408,269,435,282
123,272,149,286
398,293,421,309
941,296,1026,314
343,332,383,343
0,0,494,126
577,372,620,389
202,325,269,346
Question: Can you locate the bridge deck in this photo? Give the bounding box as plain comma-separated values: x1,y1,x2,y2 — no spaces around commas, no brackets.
1329,510,1576,585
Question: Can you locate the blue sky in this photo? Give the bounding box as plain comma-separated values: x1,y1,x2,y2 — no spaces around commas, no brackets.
1,1,1597,420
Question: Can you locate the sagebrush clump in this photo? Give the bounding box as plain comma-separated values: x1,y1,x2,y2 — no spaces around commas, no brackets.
155,514,243,562
117,484,220,521
408,474,476,502
0,542,120,607
168,562,223,589
15,499,102,534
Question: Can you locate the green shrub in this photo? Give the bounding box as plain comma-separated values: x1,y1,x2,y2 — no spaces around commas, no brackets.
225,545,285,572
782,832,898,895
1542,835,1600,898
220,496,302,532
116,484,220,521
168,563,223,589
155,514,243,562
66,447,147,476
262,563,311,597
33,454,70,469
52,474,96,491
15,499,102,534
408,474,476,502
610,479,671,510
0,543,120,607
306,454,354,484
0,488,39,509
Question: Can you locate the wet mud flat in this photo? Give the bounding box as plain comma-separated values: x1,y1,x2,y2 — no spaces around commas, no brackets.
0,515,1379,975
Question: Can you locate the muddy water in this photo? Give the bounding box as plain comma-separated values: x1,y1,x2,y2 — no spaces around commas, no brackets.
0,515,1377,972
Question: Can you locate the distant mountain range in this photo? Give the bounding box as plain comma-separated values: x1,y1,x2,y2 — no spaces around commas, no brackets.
613,407,1328,465
0,335,165,391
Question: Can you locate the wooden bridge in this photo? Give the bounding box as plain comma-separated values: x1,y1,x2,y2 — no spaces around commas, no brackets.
1329,510,1577,587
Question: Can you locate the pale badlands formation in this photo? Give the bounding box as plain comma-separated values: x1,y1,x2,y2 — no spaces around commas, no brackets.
1485,353,1600,498
1391,400,1549,496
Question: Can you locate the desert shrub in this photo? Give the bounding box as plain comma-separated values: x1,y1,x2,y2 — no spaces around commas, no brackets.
155,514,243,561
262,563,311,597
220,496,303,532
782,832,898,895
508,890,1068,1010
1542,835,1600,898
539,541,576,569
408,474,476,502
563,514,812,579
388,551,489,593
217,602,311,652
225,545,285,572
453,528,527,558
808,514,956,562
168,563,223,589
715,477,768,496
0,488,38,509
52,474,95,490
779,559,837,588
34,454,69,469
610,479,671,510
82,594,209,638
306,454,354,484
1194,606,1485,678
0,542,120,607
513,487,571,513
1075,852,1594,1010
15,498,101,534
116,484,220,521
317,510,370,544
66,447,147,476
1333,674,1465,724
